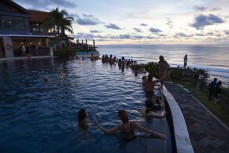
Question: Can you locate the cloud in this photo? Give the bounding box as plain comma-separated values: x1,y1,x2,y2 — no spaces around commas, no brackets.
75,33,95,39
133,28,142,32
105,23,122,30
149,28,162,33
193,6,221,12
174,33,193,38
118,34,131,39
206,32,214,36
224,30,229,35
140,23,148,26
157,34,166,37
211,7,221,11
195,33,205,36
132,35,146,39
90,30,100,33
193,6,207,11
75,32,158,41
190,14,225,30
75,14,103,25
15,0,76,9
146,36,155,39
166,19,173,28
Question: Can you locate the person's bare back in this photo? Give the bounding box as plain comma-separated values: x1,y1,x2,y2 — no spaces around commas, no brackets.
144,80,156,93
144,74,160,94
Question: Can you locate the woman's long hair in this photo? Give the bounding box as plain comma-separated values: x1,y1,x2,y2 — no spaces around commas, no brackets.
118,110,129,124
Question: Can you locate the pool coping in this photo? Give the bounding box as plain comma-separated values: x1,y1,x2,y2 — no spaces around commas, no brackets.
163,86,194,153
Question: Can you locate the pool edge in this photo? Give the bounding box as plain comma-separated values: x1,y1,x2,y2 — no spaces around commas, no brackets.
163,86,194,153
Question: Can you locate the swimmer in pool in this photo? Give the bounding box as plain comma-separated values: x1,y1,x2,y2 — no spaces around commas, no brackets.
43,76,48,82
94,110,166,140
78,109,89,130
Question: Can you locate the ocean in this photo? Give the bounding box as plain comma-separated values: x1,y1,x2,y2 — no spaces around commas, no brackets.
97,45,229,86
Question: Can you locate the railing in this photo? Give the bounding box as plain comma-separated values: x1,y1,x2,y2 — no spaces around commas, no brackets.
13,47,50,57
0,30,30,35
76,51,98,55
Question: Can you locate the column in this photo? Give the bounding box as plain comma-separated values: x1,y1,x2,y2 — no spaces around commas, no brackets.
3,36,14,58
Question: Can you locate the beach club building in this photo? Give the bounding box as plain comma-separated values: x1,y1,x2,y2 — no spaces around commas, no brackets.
0,0,56,59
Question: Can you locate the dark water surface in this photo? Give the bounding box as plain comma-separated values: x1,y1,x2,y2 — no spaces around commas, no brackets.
0,58,171,153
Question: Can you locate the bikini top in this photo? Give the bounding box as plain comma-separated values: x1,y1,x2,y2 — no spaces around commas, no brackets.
119,121,135,139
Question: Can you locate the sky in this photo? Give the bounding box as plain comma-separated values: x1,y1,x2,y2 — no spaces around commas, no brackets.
14,0,229,45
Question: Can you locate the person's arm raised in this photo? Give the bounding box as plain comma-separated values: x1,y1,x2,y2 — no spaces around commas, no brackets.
94,116,119,134
133,121,166,140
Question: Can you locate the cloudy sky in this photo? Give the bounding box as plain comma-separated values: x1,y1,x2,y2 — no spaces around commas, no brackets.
14,0,229,45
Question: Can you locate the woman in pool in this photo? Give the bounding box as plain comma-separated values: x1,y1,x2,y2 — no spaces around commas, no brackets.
139,99,166,118
78,109,89,130
94,110,166,140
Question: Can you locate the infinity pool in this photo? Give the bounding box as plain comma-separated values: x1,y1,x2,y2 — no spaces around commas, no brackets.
0,58,172,153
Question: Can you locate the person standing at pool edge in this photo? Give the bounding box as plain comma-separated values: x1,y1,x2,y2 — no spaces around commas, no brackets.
158,55,170,89
94,110,166,140
184,55,188,68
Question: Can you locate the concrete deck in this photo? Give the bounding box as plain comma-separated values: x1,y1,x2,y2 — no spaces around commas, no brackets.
164,82,229,153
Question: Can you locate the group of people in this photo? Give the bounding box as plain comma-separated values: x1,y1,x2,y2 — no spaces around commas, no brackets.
76,55,172,148
193,69,222,103
101,54,137,67
208,78,222,103
141,73,167,119
19,43,35,57
78,107,166,142
194,69,208,90
140,56,170,121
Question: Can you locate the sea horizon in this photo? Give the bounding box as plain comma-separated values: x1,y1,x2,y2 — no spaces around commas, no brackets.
97,44,229,86
98,44,229,47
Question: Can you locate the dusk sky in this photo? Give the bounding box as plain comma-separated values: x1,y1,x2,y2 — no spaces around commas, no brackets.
14,0,229,45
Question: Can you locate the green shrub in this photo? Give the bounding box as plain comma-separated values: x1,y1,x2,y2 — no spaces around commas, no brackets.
144,62,159,78
54,47,76,58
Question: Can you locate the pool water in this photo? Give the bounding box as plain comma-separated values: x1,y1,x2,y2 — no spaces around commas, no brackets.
0,58,172,153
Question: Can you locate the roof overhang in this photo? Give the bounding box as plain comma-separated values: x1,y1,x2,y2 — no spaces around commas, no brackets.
0,34,55,38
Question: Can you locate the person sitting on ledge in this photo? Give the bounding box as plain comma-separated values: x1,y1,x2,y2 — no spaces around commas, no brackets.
139,99,166,118
94,110,166,140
